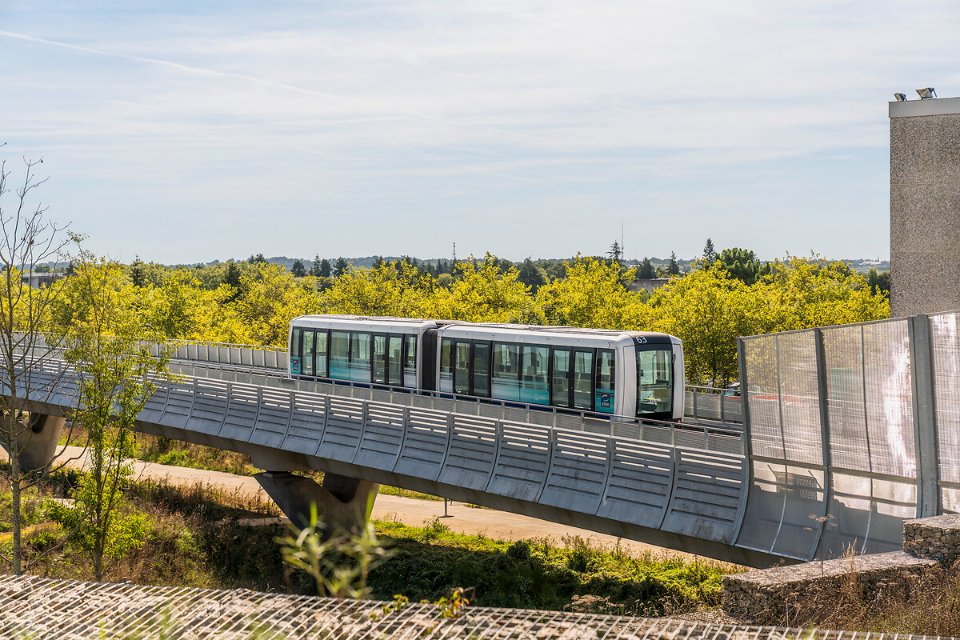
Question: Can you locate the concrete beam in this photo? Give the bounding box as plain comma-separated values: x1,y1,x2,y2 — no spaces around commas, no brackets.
255,471,379,537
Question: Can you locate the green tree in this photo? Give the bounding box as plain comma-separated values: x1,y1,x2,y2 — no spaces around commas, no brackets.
667,252,681,276
223,261,242,288
52,256,165,580
718,247,763,285
517,258,547,293
291,259,307,278
608,241,622,263
247,253,267,264
867,268,891,297
310,254,323,277
129,257,146,287
636,257,655,280
319,258,332,278
333,257,349,278
703,238,717,263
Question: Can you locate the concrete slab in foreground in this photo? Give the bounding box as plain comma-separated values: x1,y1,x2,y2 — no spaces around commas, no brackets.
0,574,941,639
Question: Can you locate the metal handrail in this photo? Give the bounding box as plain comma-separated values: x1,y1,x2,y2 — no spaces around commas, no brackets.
169,359,743,442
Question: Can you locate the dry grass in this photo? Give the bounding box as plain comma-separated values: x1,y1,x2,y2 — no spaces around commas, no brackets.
804,564,960,636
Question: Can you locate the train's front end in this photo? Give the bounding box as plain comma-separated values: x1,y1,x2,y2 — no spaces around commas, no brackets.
633,334,684,421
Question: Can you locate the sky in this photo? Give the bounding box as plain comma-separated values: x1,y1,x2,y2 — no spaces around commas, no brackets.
2,1,959,264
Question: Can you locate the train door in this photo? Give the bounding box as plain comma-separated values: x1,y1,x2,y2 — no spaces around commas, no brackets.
595,349,615,414
551,348,572,407
387,335,403,386
572,350,594,411
453,340,471,395
302,329,315,377
472,341,491,397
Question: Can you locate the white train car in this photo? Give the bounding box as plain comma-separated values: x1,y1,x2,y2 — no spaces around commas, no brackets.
435,323,683,421
288,315,446,389
288,315,684,421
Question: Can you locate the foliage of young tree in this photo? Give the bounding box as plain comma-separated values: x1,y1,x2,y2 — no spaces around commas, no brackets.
291,259,307,278
536,257,637,329
761,257,888,330
319,258,332,278
646,263,766,385
51,257,165,580
319,261,434,317
333,257,349,278
231,263,320,346
439,255,540,323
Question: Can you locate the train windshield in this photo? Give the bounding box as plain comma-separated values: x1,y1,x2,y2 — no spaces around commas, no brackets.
636,347,673,417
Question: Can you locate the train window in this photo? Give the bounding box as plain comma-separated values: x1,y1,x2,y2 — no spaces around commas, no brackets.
492,343,520,401
302,330,315,376
595,349,615,413
520,345,549,405
387,335,403,385
316,330,328,377
473,342,491,398
373,335,387,384
572,351,594,410
551,349,571,407
454,341,471,395
291,328,302,359
636,348,673,416
330,331,350,379
439,338,454,392
404,335,417,387
290,327,302,375
350,333,372,382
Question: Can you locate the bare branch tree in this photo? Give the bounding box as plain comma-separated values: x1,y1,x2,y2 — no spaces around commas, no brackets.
0,147,76,574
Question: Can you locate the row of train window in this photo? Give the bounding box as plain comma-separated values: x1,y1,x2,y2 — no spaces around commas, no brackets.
290,328,418,386
439,338,616,413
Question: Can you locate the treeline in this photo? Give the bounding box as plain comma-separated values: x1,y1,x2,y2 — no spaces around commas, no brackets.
115,248,889,386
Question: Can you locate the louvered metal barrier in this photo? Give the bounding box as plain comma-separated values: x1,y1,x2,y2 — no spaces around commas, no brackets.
735,312,960,562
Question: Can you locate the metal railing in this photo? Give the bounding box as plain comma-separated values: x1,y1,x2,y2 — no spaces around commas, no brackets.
171,360,743,443
155,339,744,427
684,385,743,424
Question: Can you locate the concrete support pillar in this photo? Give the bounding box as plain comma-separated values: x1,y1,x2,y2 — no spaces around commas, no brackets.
255,471,379,537
13,414,65,472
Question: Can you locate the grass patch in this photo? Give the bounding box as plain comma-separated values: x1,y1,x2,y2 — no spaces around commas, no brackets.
370,518,732,615
0,471,733,616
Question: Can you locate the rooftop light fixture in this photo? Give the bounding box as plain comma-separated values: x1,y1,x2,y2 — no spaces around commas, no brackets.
894,93,908,102
916,87,937,99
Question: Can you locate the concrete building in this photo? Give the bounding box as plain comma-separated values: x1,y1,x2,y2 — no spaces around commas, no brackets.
890,95,960,317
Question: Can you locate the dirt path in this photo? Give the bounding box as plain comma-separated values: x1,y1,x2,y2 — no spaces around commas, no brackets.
50,446,693,560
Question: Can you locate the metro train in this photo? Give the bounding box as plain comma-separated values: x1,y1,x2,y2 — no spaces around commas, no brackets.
288,315,685,421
